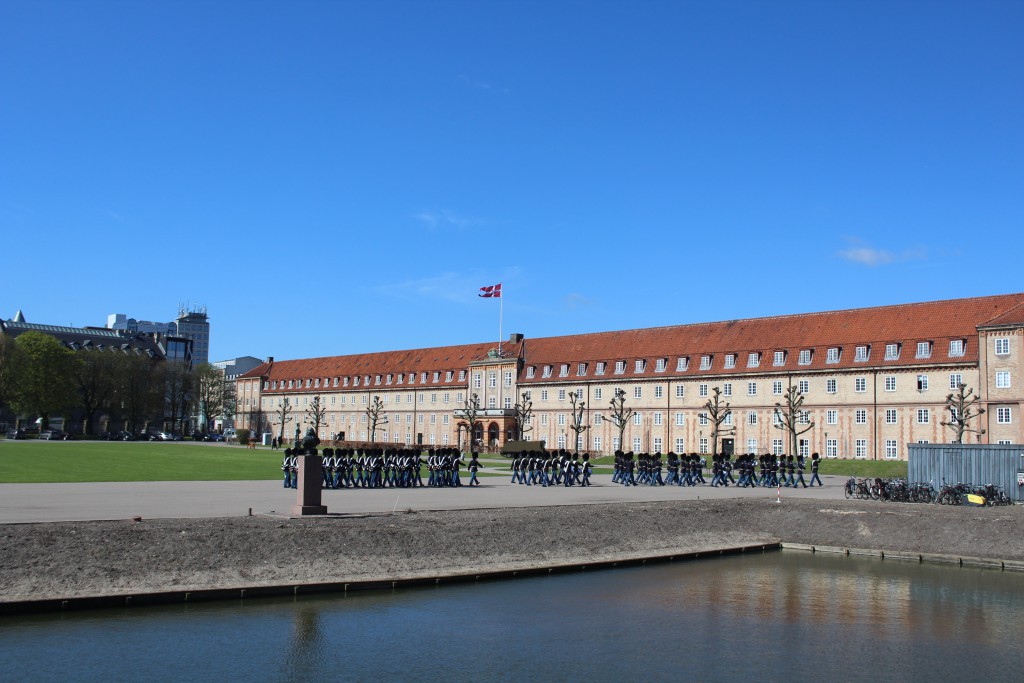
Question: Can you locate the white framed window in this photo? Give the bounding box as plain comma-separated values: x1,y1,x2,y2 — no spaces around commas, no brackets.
675,437,685,452
772,410,782,426
826,438,837,458
884,376,896,392
526,366,535,379
724,354,736,369
504,397,512,409
885,408,897,424
855,377,867,392
855,345,869,362
473,372,482,388
699,384,708,397
540,389,548,401
917,408,930,424
747,352,760,368
558,389,566,401
593,436,603,451
676,357,689,371
798,410,810,425
826,378,837,394
595,362,606,375
698,412,709,426
885,439,898,459
995,371,1010,389
949,373,963,390
996,407,1012,424
826,410,837,425
772,380,783,396
614,361,626,374
700,355,712,370
675,385,685,398
504,372,513,387
949,339,965,357
633,413,642,425
631,436,642,451
855,409,867,424
633,386,642,399
488,372,497,388
917,375,929,391
724,413,734,426
653,412,663,426
798,380,809,394
540,414,548,426
593,388,603,400
748,412,757,426
855,439,867,458
655,358,667,372
747,382,758,396
634,360,645,373
652,385,662,399
674,412,685,426
772,439,783,456
747,438,758,453
916,341,932,359
995,338,1009,355
723,383,732,397
542,366,552,378
826,347,840,364
557,413,566,426
558,364,568,378
885,343,900,360
652,437,663,452
773,350,786,366
798,349,812,365
593,413,603,425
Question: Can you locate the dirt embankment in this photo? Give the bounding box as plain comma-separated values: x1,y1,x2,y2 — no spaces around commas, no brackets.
2,498,1022,602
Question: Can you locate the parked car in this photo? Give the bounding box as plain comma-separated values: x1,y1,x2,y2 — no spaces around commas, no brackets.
5,428,25,440
157,432,184,441
41,430,74,441
202,433,225,442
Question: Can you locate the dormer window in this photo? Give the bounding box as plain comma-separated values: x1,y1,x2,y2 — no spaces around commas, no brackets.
458,370,466,381
826,347,841,364
445,371,454,381
747,352,760,368
386,374,393,385
559,364,569,377
699,355,712,370
306,379,312,388
614,361,626,374
949,339,965,357
419,372,427,384
542,365,552,378
634,359,646,373
374,375,381,385
724,354,736,369
916,341,932,359
526,366,536,379
353,376,360,387
314,378,320,388
798,349,812,365
655,358,667,372
773,351,786,366
855,345,870,362
676,357,689,371
885,343,900,360
332,377,339,387
595,362,606,375
577,363,587,376
343,377,349,387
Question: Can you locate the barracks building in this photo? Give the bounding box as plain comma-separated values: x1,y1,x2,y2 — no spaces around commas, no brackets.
235,293,1024,460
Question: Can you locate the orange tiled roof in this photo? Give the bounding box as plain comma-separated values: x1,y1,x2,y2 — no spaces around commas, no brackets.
241,293,1024,387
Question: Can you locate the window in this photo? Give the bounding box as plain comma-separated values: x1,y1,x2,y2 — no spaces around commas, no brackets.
430,393,437,404
724,354,736,369
633,386,642,399
488,372,497,388
676,357,689,371
633,413,642,426
747,352,760,368
884,376,896,392
698,384,708,397
917,375,929,391
798,410,810,425
885,343,900,360
723,383,732,397
949,339,965,357
542,366,552,378
526,366,535,379
540,414,549,426
826,410,837,425
994,338,1009,355
798,380,809,394
722,412,733,426
675,438,685,452
996,371,1011,389
772,380,783,396
885,440,898,460
855,345,869,362
592,436,603,451
773,351,786,366
747,382,758,396
699,438,709,454
655,358,667,372
698,412,709,426
855,377,867,393
748,412,757,426
473,373,482,389
459,370,466,382
826,439,837,458
855,409,867,424
594,414,603,425
772,439,783,456
675,412,685,426
826,347,841,364
916,341,932,359
593,388,602,400
654,386,663,399
772,411,783,426
947,373,962,390
558,389,566,401
540,390,548,401
700,355,712,370
595,362,606,375
577,363,587,376
826,378,837,394
997,407,1012,424
675,385,685,398
917,409,930,424
614,361,626,374
747,438,758,453
855,439,867,458
557,413,566,426
558,364,568,377
653,412,663,426
504,372,513,387
798,349,812,365
885,409,897,424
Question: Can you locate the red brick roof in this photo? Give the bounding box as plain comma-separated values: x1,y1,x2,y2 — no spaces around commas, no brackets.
240,293,1024,388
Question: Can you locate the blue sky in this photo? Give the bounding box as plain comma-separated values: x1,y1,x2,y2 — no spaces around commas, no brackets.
2,0,1022,363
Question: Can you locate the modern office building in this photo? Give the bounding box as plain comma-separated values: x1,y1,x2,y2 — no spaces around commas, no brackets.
235,293,1024,459
107,306,210,366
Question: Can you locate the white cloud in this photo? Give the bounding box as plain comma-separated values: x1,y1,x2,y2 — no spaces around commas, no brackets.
412,209,482,230
837,238,928,267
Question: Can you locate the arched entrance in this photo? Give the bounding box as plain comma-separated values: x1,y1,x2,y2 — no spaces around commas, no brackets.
487,422,499,450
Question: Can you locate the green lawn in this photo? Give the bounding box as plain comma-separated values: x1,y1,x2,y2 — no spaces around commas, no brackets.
818,458,908,478
0,441,282,483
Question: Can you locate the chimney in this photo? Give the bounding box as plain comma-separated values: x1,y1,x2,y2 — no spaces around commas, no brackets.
508,333,524,344
267,356,274,363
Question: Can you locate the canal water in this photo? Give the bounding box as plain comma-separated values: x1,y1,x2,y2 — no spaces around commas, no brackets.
2,551,1022,682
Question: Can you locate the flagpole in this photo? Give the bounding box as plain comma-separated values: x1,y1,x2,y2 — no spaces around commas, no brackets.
498,286,503,356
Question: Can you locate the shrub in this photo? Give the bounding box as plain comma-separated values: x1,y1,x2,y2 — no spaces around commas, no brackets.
236,428,251,445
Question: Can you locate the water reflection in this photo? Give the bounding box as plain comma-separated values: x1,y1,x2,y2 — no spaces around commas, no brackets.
1,552,1023,683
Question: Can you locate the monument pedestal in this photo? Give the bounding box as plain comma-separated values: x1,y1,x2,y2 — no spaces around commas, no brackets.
291,454,327,516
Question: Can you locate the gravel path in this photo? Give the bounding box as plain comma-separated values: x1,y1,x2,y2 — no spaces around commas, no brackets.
2,498,1021,603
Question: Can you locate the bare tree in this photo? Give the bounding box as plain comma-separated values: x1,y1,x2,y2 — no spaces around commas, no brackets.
455,393,482,451
940,383,986,444
72,350,118,435
607,388,635,452
365,395,388,442
513,391,534,440
774,383,814,455
161,360,193,435
568,391,589,452
193,363,231,433
306,395,328,439
704,386,734,456
276,396,294,443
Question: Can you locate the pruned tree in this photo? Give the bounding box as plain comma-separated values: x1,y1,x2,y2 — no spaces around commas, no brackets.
704,386,734,456
940,383,986,444
275,396,294,443
160,360,193,435
8,331,79,431
568,390,589,452
607,388,634,452
72,349,118,435
111,351,162,435
0,331,16,417
365,395,388,442
193,363,231,433
774,383,814,455
306,395,328,440
513,391,534,440
455,392,482,451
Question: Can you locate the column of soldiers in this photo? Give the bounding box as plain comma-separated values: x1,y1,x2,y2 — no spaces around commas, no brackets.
611,451,822,488
280,447,478,490
509,449,593,487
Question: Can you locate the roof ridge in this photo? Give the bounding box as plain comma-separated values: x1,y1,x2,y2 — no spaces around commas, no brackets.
978,299,1024,326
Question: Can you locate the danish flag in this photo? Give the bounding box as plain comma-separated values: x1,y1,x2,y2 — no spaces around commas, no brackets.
479,283,502,298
